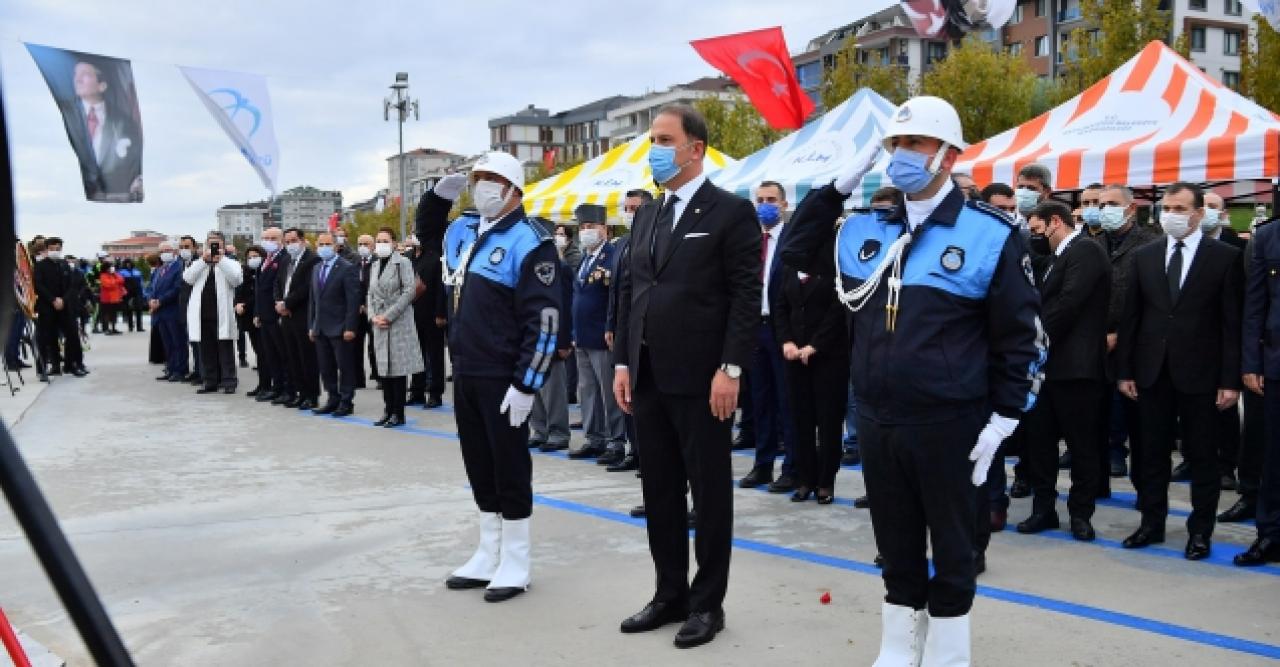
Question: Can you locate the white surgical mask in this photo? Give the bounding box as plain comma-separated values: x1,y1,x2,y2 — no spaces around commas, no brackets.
1200,208,1222,231
179,248,193,261
473,180,512,219
1099,206,1127,232
287,242,303,256
247,257,263,269
579,229,602,249
375,242,393,258
357,245,372,259
554,234,568,249
1015,187,1040,213
159,251,174,263
336,236,347,246
262,240,280,254
1160,211,1193,239
48,250,64,260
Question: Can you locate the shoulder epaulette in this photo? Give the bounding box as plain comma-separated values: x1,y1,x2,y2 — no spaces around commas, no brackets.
522,216,554,241
966,200,1017,227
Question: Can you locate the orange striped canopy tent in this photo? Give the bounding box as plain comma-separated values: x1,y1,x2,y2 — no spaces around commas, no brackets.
956,40,1280,190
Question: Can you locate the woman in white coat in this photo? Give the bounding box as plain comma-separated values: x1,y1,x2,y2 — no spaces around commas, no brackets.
367,226,424,427
184,231,243,394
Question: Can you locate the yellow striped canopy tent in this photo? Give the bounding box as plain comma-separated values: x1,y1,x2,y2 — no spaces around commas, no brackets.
522,134,735,224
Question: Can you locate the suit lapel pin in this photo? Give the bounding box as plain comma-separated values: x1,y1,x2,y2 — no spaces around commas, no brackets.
694,208,701,214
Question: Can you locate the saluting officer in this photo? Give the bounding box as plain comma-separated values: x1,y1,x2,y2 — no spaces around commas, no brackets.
784,96,1045,666
416,152,563,602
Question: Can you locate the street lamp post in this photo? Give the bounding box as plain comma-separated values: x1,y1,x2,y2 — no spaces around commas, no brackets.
384,72,419,241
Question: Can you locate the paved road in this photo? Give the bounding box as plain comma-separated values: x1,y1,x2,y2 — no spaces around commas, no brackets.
0,332,1276,666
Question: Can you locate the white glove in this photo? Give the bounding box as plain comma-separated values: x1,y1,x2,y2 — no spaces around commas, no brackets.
499,385,535,428
834,137,884,196
433,173,469,201
968,413,1018,487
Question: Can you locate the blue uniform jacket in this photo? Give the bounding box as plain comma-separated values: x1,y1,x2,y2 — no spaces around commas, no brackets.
150,258,186,322
784,183,1045,424
419,192,563,394
572,240,617,350
1243,218,1280,379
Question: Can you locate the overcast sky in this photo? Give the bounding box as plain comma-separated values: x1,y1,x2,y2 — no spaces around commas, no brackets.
0,1,894,255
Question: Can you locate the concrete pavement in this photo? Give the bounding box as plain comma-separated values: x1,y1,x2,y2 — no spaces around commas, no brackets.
0,332,1277,666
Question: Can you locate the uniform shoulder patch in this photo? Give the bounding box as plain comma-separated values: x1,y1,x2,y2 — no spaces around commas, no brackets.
966,200,1016,227
534,261,557,286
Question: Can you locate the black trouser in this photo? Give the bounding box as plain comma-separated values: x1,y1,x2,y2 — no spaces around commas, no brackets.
737,371,754,441
149,326,166,364
131,306,144,331
246,326,269,390
1216,402,1242,478
1258,385,1280,541
100,302,119,331
282,315,319,400
861,407,985,617
316,334,355,406
353,319,369,389
633,347,732,614
236,328,247,361
1026,379,1106,519
454,375,533,520
366,319,380,382
1239,389,1265,499
381,376,407,418
785,354,848,491
36,307,82,370
974,482,993,556
260,316,290,395
1135,368,1220,537
198,324,237,390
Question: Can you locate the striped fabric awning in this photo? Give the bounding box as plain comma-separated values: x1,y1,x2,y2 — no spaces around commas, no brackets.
956,40,1280,190
708,88,897,208
522,135,735,223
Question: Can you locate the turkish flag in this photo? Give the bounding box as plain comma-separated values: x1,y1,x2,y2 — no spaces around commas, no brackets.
327,212,340,233
690,27,815,131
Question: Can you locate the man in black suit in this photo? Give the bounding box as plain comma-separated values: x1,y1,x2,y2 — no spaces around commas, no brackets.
1117,181,1242,560
1016,200,1112,541
275,227,321,410
32,237,87,377
1202,191,1249,492
308,232,361,416
612,104,760,649
254,226,290,404
353,234,376,390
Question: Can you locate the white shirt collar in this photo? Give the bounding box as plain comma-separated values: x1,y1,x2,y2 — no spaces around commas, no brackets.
669,173,706,205
904,179,955,231
80,99,104,117
1054,226,1082,256
1167,227,1203,255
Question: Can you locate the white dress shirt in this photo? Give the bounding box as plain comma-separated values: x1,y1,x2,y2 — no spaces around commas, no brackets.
761,222,784,316
81,99,106,164
667,173,707,230
1165,228,1203,289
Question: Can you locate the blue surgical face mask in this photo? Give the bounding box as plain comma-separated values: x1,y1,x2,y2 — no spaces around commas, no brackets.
317,246,335,260
757,202,781,227
1200,208,1222,231
649,145,680,185
1082,206,1101,229
1099,206,1127,232
1015,187,1041,213
885,147,937,195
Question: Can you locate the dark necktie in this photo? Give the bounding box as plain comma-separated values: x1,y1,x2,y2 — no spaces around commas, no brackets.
652,194,680,262
760,230,771,282
1168,240,1184,303
319,261,330,291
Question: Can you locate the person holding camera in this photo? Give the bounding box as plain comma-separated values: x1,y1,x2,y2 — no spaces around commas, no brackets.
183,230,243,394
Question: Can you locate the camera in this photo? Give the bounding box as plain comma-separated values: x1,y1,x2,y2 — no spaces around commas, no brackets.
209,241,221,256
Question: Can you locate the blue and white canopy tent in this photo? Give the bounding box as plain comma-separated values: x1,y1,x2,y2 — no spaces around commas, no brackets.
709,88,896,208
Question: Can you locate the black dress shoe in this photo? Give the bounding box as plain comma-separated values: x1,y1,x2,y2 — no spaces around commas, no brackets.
246,387,261,397
373,413,392,427
484,586,526,602
738,466,773,489
424,395,443,408
196,386,219,394
527,439,547,450
1009,478,1031,498
539,441,569,452
332,404,353,417
1122,526,1165,549
1171,461,1191,482
445,575,488,590
1058,450,1072,469
620,601,688,634
313,402,338,415
297,399,318,411
272,394,294,406
841,449,861,466
1016,511,1060,534
222,386,235,394
791,487,813,502
674,610,724,649
70,367,88,377
1218,496,1257,523
383,414,406,428
731,433,755,451
1233,537,1280,566
167,374,183,382
256,391,278,403
282,397,301,408
767,474,797,493
629,505,646,518
853,495,870,509
406,394,426,406
156,374,172,382
597,450,625,467
1070,517,1096,542
607,454,639,472
1185,534,1212,561
183,372,200,383
1221,473,1238,491
568,445,605,459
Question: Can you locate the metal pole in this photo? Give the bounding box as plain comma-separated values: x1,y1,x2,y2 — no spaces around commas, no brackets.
398,90,407,242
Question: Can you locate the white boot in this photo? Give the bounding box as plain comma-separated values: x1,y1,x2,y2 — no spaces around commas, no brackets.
920,613,970,667
445,512,501,588
872,603,928,667
484,518,530,602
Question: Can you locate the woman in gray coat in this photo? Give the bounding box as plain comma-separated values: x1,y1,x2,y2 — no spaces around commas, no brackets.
367,226,424,427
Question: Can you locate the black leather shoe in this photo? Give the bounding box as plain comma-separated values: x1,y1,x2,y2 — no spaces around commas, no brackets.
568,444,605,459
1122,526,1165,549
738,466,773,489
425,395,443,408
629,505,646,518
484,586,526,603
597,450,625,467
607,454,639,472
1218,496,1257,523
1016,511,1060,534
313,402,338,415
332,403,353,417
256,390,278,403
1058,450,1072,469
166,374,183,382
767,474,797,494
539,441,569,452
196,386,219,394
222,386,235,394
406,394,426,406
1009,478,1031,498
445,575,488,590
297,399,318,411
156,374,172,382
620,601,688,634
1221,473,1238,491
1233,537,1280,566
246,387,261,397
282,397,301,408
383,414,406,428
70,367,88,377
373,413,392,427
791,487,813,502
1185,534,1212,561
853,495,870,509
527,439,547,450
841,449,861,466
272,393,293,406
1171,461,1191,482
731,432,755,451
674,610,724,649
1070,517,1096,542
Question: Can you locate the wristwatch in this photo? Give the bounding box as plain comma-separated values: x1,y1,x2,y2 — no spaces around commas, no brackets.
719,363,742,379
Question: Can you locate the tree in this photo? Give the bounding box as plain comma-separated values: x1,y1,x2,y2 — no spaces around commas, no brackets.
1055,0,1173,103
693,96,784,159
821,39,912,110
1240,15,1280,113
919,36,1040,145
